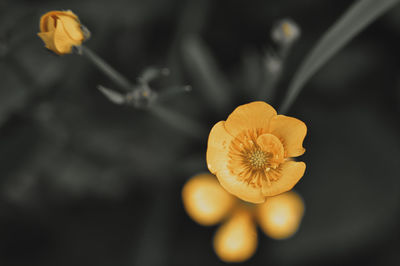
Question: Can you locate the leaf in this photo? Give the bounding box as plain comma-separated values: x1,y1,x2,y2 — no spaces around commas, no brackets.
149,103,207,139
279,0,400,114
97,85,126,105
182,35,232,114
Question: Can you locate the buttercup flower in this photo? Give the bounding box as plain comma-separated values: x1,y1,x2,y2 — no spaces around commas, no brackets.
38,10,87,55
271,18,301,46
207,101,307,203
182,173,305,263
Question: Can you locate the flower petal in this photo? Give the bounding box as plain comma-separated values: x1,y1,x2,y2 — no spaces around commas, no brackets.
39,12,51,32
37,31,57,52
206,121,234,174
182,173,235,226
63,10,79,20
207,121,265,203
261,161,306,197
58,15,84,41
53,18,78,54
270,115,307,157
39,14,55,32
256,133,285,166
213,208,258,263
46,16,56,32
225,101,277,138
217,167,265,203
257,191,304,239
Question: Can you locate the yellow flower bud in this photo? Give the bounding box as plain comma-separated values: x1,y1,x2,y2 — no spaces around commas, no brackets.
38,10,87,55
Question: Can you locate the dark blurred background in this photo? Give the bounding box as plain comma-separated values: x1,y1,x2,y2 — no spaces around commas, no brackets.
1,0,400,265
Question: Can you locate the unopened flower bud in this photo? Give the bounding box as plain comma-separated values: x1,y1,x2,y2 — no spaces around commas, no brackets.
38,10,88,55
271,18,301,46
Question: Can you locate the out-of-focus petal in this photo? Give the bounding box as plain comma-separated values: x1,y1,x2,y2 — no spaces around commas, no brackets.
270,115,307,157
225,101,277,138
213,208,258,263
257,191,304,240
182,173,235,226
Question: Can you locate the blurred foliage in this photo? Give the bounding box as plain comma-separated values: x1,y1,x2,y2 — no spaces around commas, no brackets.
0,0,399,265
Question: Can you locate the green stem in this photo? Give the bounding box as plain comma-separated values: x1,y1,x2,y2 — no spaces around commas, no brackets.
80,45,132,90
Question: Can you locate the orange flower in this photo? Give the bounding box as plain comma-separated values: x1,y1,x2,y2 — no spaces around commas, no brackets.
207,101,307,203
38,10,87,55
182,173,305,263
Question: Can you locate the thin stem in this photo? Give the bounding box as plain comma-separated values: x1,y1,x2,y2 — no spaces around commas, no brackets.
257,51,283,101
80,45,132,90
157,85,192,102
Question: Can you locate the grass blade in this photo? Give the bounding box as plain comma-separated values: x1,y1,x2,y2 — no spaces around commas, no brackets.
149,104,207,139
182,35,232,114
279,0,400,114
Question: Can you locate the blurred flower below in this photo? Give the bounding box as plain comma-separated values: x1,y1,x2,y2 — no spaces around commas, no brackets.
182,173,305,263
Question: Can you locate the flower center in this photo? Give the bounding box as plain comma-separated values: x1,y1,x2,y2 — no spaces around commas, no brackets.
227,129,285,188
247,149,269,169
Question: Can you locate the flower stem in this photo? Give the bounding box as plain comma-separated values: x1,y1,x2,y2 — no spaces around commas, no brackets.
257,52,283,101
80,45,132,90
157,85,192,102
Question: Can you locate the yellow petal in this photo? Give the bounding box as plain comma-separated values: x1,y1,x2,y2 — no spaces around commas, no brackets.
58,14,84,41
257,191,304,240
217,167,265,203
225,101,277,138
256,133,285,166
40,11,76,31
46,16,56,32
213,209,257,263
261,161,306,197
39,12,51,32
182,173,235,226
63,10,79,20
207,121,265,203
270,115,307,157
37,31,57,52
53,18,78,54
206,121,234,174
